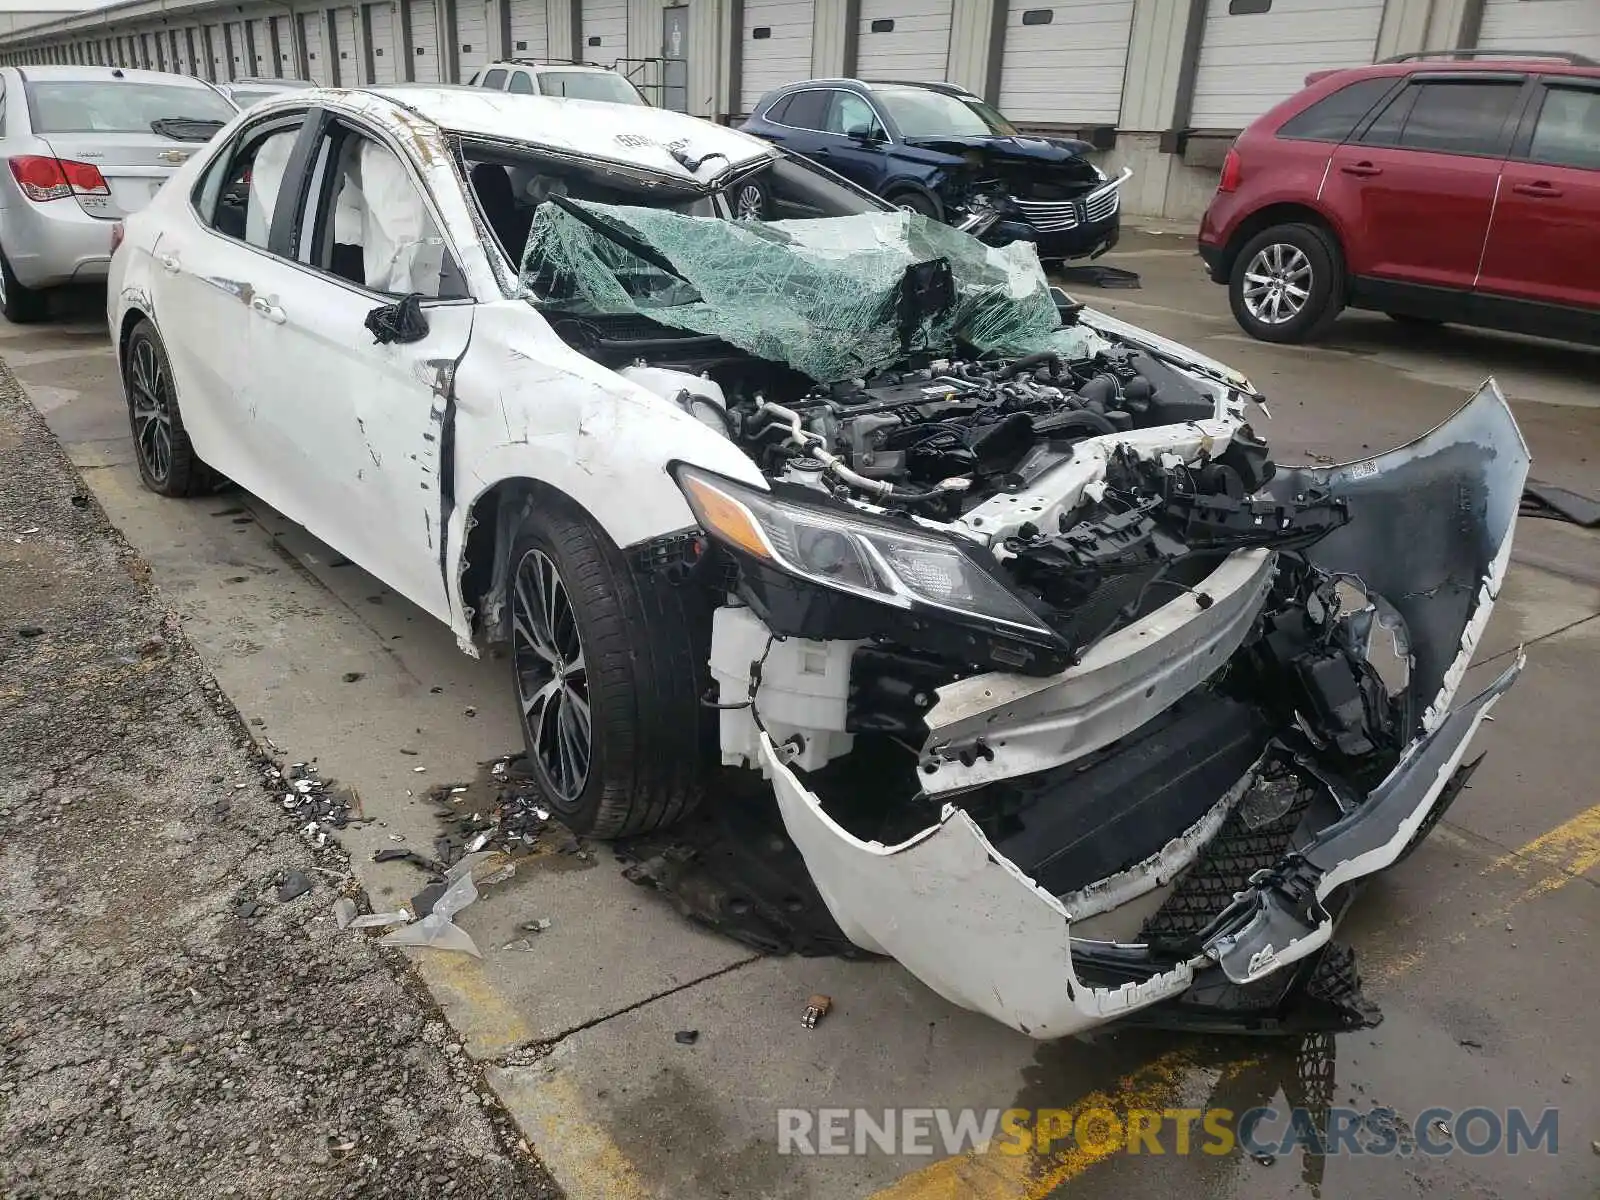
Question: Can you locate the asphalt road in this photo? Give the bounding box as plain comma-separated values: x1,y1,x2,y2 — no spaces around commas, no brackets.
6,228,1599,1200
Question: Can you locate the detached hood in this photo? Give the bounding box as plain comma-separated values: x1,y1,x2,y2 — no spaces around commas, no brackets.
902,132,1095,164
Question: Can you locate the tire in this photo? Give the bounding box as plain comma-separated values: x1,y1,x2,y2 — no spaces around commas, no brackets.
890,190,941,219
1228,223,1344,344
732,178,768,221
0,246,50,324
124,319,215,497
507,496,713,838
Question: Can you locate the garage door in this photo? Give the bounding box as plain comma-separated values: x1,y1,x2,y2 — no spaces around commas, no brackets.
1190,0,1383,129
582,0,626,64
331,8,358,83
855,0,952,82
1478,0,1600,63
506,0,547,57
243,17,265,74
227,21,250,77
407,0,440,81
739,0,813,112
205,24,227,78
180,27,199,73
997,0,1132,125
301,12,327,82
267,16,290,76
367,3,398,81
456,0,489,79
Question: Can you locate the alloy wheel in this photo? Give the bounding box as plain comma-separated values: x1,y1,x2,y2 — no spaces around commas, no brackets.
128,337,174,485
1241,243,1313,325
511,547,591,805
735,183,764,221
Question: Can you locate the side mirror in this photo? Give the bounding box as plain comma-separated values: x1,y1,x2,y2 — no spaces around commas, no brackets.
845,124,881,144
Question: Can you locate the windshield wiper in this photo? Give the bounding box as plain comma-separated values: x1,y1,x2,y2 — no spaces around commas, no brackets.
151,117,226,142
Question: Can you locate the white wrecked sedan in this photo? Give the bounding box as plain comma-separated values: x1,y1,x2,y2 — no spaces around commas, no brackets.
108,86,1529,1037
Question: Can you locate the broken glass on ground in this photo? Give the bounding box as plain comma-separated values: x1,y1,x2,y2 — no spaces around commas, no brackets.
378,856,483,958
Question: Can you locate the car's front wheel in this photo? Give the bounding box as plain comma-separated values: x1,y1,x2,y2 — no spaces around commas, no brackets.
0,246,49,324
891,191,941,219
1228,223,1344,344
124,319,215,497
507,497,712,837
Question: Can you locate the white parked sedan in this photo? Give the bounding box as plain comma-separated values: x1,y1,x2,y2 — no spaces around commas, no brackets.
108,86,1529,1038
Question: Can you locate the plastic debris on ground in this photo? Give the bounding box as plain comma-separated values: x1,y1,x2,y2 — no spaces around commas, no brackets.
802,994,832,1029
424,754,579,867
378,855,483,958
332,897,358,929
272,762,361,844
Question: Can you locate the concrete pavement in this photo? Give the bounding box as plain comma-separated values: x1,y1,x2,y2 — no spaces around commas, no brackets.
7,229,1599,1199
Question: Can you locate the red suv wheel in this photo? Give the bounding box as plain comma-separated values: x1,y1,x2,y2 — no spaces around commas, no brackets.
1227,223,1345,344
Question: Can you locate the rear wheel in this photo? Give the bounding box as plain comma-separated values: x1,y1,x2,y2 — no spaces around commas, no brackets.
0,246,49,324
124,320,215,497
1228,223,1344,344
507,497,712,838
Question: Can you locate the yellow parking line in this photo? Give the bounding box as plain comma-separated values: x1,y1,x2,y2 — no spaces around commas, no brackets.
1491,802,1600,897
873,803,1600,1199
1367,801,1600,983
869,1052,1252,1200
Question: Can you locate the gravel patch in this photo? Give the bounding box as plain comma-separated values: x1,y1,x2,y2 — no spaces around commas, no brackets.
0,362,560,1199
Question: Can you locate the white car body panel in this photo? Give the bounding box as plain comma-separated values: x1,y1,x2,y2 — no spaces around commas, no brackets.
111,87,772,648
107,85,1533,1040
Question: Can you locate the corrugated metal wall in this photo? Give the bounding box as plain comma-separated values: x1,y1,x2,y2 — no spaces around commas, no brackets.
1,0,1534,219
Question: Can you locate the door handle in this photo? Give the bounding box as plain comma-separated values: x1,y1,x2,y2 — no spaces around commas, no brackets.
1339,162,1382,178
1511,181,1563,198
250,295,286,324
159,252,180,274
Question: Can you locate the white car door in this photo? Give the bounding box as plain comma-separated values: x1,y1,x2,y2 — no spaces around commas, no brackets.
239,112,474,619
151,109,310,490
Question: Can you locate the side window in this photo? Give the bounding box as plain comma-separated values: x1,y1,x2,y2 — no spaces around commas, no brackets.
1526,86,1600,170
1361,80,1523,156
763,94,793,124
825,92,881,137
782,89,829,130
482,67,506,89
1277,77,1396,143
507,71,534,94
296,125,466,299
191,117,304,248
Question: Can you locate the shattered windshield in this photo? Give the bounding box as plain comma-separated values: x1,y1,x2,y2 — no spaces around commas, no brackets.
516,199,1087,382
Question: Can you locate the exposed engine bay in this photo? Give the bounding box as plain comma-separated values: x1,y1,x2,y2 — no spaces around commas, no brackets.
518,200,1529,1038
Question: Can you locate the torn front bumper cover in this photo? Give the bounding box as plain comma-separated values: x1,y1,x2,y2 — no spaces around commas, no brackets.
762,382,1530,1038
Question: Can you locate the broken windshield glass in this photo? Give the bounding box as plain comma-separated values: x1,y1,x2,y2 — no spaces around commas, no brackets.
515,198,1093,382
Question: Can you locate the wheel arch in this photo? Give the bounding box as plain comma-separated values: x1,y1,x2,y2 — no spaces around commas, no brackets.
1221,203,1347,281
116,306,152,377
881,178,945,219
455,473,703,649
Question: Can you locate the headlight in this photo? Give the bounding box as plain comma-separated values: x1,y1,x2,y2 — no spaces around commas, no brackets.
674,466,1054,635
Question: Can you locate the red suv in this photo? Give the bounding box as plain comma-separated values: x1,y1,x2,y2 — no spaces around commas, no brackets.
1198,51,1600,345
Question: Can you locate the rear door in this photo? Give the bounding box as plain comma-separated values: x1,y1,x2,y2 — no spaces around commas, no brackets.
145,109,308,488
26,76,241,218
1476,75,1600,313
1323,73,1528,291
